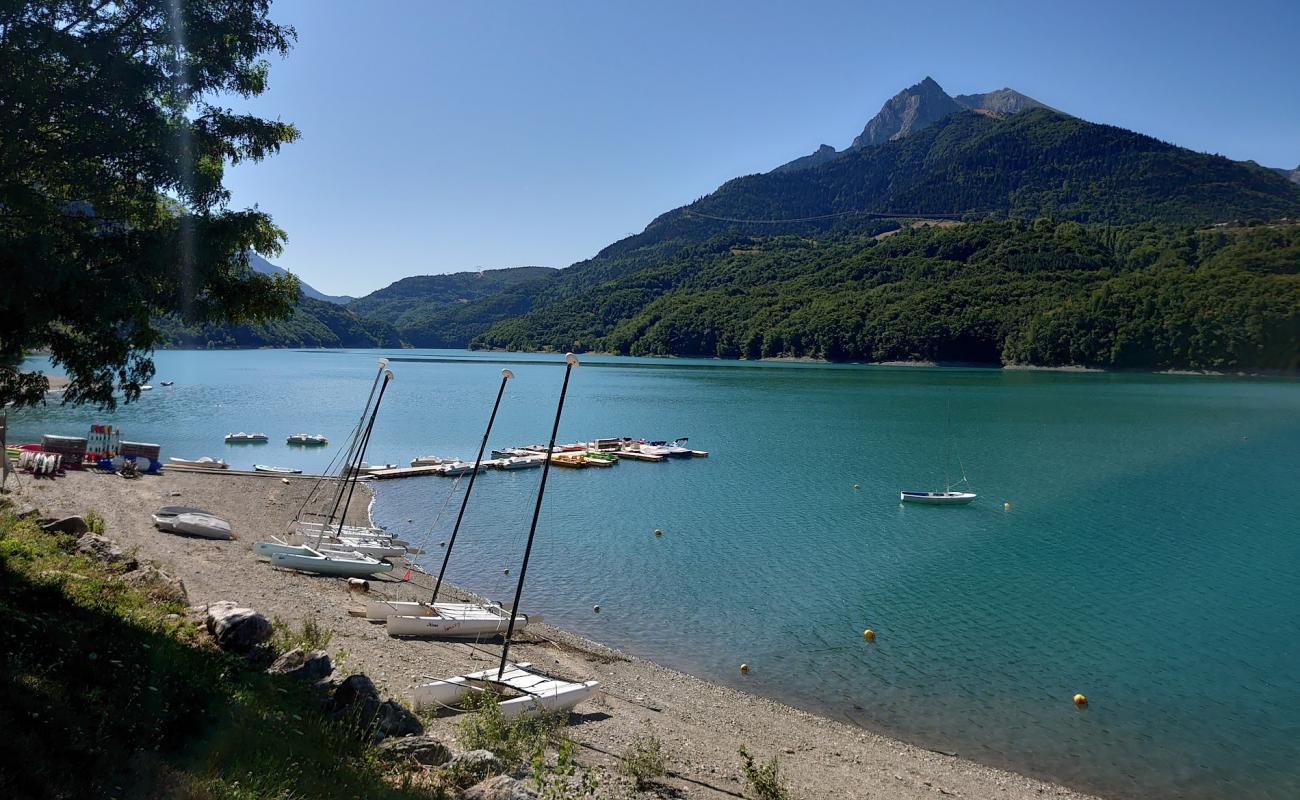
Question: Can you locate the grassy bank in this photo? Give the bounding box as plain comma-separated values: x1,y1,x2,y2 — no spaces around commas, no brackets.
0,510,429,800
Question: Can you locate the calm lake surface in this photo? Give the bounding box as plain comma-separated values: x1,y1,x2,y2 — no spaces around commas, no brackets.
10,349,1300,800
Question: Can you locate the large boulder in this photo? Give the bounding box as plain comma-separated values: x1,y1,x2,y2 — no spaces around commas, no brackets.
267,647,333,683
462,775,538,800
75,533,137,570
120,563,188,603
204,601,272,652
372,699,423,740
39,516,89,536
377,734,452,766
327,674,423,740
450,749,505,783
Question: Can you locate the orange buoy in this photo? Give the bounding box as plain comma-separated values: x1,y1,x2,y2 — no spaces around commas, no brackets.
863,629,875,641
1073,693,1088,707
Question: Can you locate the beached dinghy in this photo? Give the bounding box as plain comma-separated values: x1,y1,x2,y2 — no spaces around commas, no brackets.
411,662,599,719
899,490,977,505
387,604,528,638
153,512,233,540
254,463,302,474
168,456,228,469
225,432,268,443
270,547,393,577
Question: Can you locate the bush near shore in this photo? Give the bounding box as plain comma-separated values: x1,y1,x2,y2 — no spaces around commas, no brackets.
0,509,437,799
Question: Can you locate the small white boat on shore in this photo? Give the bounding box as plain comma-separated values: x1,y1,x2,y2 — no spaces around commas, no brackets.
900,490,977,505
153,511,233,540
269,547,394,577
168,456,228,469
254,463,302,474
388,605,528,638
411,662,598,719
225,432,268,443
287,433,328,446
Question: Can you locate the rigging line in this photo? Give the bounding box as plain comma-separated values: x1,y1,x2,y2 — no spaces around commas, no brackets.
319,358,389,525
433,369,514,603
295,358,388,523
321,370,393,546
497,353,578,680
682,208,972,225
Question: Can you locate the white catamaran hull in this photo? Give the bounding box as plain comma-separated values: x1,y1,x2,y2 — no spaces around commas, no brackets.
386,607,527,638
410,662,598,719
269,550,393,577
900,491,977,505
365,600,488,620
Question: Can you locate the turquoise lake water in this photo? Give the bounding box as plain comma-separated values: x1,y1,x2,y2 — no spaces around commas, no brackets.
9,349,1300,799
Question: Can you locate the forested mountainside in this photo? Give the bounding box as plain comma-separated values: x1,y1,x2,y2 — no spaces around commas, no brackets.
168,82,1300,369
345,266,557,346
380,107,1300,369
156,296,399,349
603,108,1300,258
474,221,1300,371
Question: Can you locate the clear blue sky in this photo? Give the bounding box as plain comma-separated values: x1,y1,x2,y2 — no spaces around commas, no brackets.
223,0,1300,297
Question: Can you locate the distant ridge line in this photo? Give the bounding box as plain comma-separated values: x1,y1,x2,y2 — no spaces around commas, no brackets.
682,208,976,224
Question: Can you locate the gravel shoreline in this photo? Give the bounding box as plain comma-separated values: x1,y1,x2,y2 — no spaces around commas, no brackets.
10,469,1102,799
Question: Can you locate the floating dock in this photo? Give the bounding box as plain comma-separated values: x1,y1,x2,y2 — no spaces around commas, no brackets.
360,437,708,480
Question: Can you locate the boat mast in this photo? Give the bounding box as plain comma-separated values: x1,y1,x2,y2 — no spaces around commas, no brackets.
293,358,387,525
320,369,393,546
497,353,578,680
431,368,514,602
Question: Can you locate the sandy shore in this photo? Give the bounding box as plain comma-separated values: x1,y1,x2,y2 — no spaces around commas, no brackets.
8,469,1101,800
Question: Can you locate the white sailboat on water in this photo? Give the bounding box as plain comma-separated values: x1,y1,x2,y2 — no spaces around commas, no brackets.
410,354,599,719
901,400,977,505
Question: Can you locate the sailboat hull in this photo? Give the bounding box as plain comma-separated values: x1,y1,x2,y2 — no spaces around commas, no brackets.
411,662,598,718
269,550,393,577
387,608,527,638
900,491,977,505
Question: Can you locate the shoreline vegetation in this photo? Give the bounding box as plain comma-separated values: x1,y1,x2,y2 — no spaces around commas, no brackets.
81,347,1296,380
2,470,1103,800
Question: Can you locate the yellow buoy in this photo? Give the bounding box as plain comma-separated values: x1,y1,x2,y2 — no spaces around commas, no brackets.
739,663,749,674
1073,693,1088,707
654,529,662,537
863,629,875,641
593,604,601,613
1003,501,1011,511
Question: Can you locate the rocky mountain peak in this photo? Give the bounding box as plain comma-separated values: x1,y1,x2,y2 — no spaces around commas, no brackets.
953,87,1049,115
850,77,962,150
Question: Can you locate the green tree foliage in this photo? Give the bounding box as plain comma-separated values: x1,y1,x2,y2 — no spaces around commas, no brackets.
0,0,301,407
472,221,1300,371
